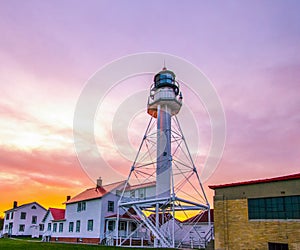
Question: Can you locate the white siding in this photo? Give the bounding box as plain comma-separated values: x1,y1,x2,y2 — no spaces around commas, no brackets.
3,203,46,237
100,192,120,238
123,186,156,201
61,199,102,239
42,212,54,235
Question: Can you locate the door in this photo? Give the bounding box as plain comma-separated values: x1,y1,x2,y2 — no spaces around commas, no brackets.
8,223,13,236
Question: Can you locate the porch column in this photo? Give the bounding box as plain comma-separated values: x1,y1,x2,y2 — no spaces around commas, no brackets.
126,221,129,237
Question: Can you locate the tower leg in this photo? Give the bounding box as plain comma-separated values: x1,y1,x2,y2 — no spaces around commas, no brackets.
154,203,159,247
118,112,210,248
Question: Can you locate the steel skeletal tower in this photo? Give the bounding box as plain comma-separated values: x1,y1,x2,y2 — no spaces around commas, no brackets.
117,68,211,248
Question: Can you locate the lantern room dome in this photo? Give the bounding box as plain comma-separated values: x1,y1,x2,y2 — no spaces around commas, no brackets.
153,68,179,95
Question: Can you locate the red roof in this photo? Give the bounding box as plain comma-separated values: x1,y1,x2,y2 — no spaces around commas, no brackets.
182,209,214,223
209,173,300,189
66,180,126,204
49,208,65,221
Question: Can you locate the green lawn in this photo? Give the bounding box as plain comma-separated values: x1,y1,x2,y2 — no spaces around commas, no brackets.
0,238,125,250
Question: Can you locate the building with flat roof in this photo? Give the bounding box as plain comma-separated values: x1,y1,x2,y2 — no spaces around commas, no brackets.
209,173,300,250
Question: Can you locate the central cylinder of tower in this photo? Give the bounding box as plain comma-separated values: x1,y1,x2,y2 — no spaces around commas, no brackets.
147,68,182,199
156,104,172,198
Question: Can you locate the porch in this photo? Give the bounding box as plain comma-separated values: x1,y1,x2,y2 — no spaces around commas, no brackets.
103,215,151,246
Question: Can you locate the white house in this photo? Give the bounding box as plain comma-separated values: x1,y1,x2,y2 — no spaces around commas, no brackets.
178,209,214,248
41,179,213,247
43,179,157,245
43,179,127,244
103,181,156,246
42,207,65,242
3,201,47,237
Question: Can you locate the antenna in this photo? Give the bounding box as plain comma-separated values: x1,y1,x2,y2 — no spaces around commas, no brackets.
162,59,167,70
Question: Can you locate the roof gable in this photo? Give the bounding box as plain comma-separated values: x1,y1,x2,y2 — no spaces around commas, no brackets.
42,209,52,222
42,208,65,222
50,208,65,221
66,180,126,204
5,201,46,213
182,209,214,223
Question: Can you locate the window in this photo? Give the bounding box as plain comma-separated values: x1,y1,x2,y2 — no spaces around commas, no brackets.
130,190,135,198
31,205,36,209
32,216,37,224
47,223,51,231
131,222,137,232
20,212,26,220
76,220,80,232
108,201,114,212
77,201,86,212
87,220,93,231
59,223,63,232
138,188,146,199
39,224,44,231
53,223,57,232
10,212,14,219
5,225,8,230
19,224,25,232
268,242,288,250
108,220,115,231
6,213,9,220
248,195,300,220
69,222,74,232
119,221,126,231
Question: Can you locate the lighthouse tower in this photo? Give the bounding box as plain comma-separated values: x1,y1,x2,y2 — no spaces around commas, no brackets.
117,68,211,248
147,68,182,199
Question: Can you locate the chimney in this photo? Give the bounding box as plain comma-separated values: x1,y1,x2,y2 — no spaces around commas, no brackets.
66,195,71,201
97,177,102,188
13,201,18,208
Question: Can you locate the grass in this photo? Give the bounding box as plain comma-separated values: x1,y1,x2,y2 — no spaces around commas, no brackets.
7,236,43,241
0,238,127,250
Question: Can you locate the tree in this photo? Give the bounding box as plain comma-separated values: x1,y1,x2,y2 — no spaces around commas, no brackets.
0,216,4,230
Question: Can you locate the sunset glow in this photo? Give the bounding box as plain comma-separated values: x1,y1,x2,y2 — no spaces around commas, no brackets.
0,0,299,216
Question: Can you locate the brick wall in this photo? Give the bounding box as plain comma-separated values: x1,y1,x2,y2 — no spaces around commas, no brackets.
214,198,300,250
50,237,100,244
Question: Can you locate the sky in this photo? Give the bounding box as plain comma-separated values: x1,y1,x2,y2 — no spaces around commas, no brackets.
0,0,299,215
